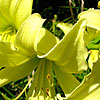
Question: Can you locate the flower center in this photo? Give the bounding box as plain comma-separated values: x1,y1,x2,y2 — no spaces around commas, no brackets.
0,26,16,43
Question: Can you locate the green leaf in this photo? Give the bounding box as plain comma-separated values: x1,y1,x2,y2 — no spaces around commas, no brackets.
86,43,99,50
67,57,100,100
0,56,39,87
39,18,88,73
0,0,33,30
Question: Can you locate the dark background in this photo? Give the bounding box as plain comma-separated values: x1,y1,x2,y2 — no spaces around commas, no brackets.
33,0,98,20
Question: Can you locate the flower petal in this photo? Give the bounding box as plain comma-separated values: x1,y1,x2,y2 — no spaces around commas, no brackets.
0,0,33,29
67,58,100,100
78,9,100,30
57,22,73,35
0,12,10,32
37,28,59,55
15,13,45,55
39,18,88,73
53,63,80,98
0,56,39,87
0,41,30,67
88,50,99,69
15,14,58,56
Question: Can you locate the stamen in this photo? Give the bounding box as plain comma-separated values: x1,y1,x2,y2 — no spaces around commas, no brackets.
0,26,16,42
46,88,49,96
47,74,50,80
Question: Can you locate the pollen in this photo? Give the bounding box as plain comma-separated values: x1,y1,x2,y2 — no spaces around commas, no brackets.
47,74,50,80
46,88,49,96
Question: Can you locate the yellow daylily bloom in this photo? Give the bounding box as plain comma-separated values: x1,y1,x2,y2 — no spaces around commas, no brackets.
0,14,88,100
0,0,93,100
0,0,35,67
0,0,33,42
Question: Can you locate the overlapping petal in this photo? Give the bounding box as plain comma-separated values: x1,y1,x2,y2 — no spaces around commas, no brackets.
67,57,100,100
39,18,88,73
78,9,100,30
0,0,33,30
15,13,45,55
15,13,58,56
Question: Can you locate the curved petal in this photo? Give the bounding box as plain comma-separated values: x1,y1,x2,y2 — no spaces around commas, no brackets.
39,18,88,73
53,63,80,98
37,28,59,55
0,0,33,30
15,14,58,56
67,58,100,100
27,59,55,100
0,41,30,67
15,13,45,55
0,56,39,87
78,9,100,30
